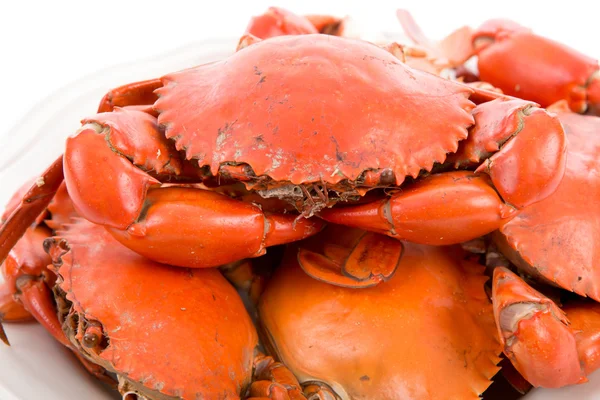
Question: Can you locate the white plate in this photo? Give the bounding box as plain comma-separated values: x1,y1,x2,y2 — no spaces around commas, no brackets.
1,32,599,400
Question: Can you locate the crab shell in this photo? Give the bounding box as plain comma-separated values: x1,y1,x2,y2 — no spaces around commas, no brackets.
45,219,258,399
258,229,502,399
494,103,600,300
155,34,474,204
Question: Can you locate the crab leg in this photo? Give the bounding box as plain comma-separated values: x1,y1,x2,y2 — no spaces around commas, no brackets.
0,224,70,347
97,78,162,113
319,98,566,246
16,277,69,347
247,354,306,400
0,282,31,322
396,9,473,67
64,108,324,268
0,156,63,266
564,301,600,377
220,260,266,306
491,267,600,388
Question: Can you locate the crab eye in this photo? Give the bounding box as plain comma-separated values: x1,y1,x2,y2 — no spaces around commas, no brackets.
82,324,104,349
82,332,99,348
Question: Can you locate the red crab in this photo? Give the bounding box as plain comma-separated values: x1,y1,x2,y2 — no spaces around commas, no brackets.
259,224,600,397
43,218,305,399
457,100,600,390
493,101,600,301
1,176,307,398
0,33,567,293
259,224,502,399
2,183,306,400
397,10,600,114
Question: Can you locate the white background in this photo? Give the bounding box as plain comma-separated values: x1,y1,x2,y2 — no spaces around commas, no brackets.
0,0,598,136
1,1,600,399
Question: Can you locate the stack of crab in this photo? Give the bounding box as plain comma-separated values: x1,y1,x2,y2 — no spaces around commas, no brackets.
2,6,600,400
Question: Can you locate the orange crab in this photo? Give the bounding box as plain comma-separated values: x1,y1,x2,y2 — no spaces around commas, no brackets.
485,103,600,389
0,7,597,399
1,175,308,398
493,102,600,301
259,225,502,399
44,218,306,399
259,225,600,397
0,33,567,290
3,204,305,399
397,10,600,114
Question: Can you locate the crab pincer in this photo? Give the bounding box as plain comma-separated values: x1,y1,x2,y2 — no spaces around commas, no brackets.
318,95,566,250
492,267,600,388
63,108,323,269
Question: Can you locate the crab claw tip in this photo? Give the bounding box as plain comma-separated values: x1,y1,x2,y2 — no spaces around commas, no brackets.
0,320,11,346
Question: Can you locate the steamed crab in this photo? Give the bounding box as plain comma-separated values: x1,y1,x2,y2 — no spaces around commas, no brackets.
0,6,590,399
258,225,600,399
0,32,566,292
485,103,600,389
259,225,502,399
2,183,306,399
45,218,303,399
398,10,600,114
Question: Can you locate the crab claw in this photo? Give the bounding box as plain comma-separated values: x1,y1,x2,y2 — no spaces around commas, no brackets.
319,171,516,245
492,267,586,388
0,156,64,266
97,78,162,114
320,97,566,246
458,98,567,209
294,225,402,288
64,109,324,268
245,7,318,39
